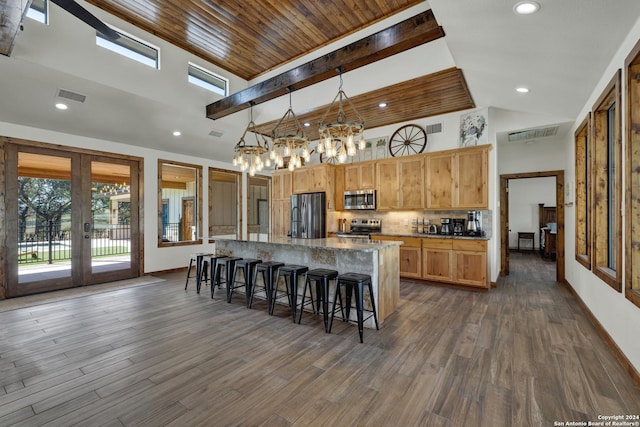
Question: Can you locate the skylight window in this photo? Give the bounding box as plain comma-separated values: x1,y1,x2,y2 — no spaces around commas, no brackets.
27,0,48,24
188,63,228,96
97,29,159,69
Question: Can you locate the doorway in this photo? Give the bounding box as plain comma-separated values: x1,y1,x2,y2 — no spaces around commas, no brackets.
499,170,565,283
4,142,142,297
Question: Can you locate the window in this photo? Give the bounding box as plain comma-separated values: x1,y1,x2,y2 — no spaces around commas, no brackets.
26,0,47,24
625,41,640,308
209,169,241,240
247,176,270,241
97,29,159,69
574,114,591,269
592,70,621,291
188,63,228,96
158,160,202,246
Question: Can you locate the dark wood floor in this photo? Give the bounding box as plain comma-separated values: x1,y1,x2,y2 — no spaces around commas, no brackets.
1,252,639,426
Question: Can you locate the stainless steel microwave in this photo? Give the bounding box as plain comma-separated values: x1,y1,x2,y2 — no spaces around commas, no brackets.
344,190,376,210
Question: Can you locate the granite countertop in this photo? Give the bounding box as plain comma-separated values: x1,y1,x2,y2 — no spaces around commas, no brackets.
214,236,402,252
354,232,490,241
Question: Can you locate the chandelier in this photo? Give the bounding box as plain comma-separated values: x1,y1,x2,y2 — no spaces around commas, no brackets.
270,89,310,171
317,67,366,163
232,103,269,176
94,183,130,197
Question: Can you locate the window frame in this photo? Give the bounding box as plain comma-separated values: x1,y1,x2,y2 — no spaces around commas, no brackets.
247,175,270,240
188,62,228,96
96,27,160,69
157,160,202,247
625,40,640,308
591,69,622,291
26,0,48,24
574,113,591,269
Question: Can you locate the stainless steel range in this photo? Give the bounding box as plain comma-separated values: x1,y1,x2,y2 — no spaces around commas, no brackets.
336,218,381,239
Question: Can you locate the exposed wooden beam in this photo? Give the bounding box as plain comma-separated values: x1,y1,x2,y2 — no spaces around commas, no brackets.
0,0,31,56
206,9,444,121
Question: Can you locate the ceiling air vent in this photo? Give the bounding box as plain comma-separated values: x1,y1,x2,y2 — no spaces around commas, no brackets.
426,123,442,134
208,129,224,137
56,88,86,104
508,126,558,142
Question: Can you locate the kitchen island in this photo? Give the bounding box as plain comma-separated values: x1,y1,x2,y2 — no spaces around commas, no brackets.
214,236,401,327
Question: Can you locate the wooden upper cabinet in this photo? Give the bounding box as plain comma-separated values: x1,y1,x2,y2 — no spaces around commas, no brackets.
399,157,424,209
455,147,489,208
334,165,345,211
425,152,454,209
292,168,311,194
344,162,375,190
292,163,332,194
272,170,292,200
376,159,399,210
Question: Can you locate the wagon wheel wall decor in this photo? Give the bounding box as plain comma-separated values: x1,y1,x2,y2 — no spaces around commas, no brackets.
388,124,427,157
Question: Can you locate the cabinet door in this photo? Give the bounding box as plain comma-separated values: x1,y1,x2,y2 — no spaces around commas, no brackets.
334,166,344,211
344,165,360,190
422,247,453,282
310,164,327,192
455,148,488,208
453,250,487,287
399,157,424,209
376,160,399,210
400,246,422,279
425,153,454,209
272,171,292,200
292,168,310,194
360,163,376,189
271,199,291,237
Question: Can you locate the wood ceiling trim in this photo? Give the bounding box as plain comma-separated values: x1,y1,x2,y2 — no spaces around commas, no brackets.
255,68,475,142
0,0,31,56
206,9,444,121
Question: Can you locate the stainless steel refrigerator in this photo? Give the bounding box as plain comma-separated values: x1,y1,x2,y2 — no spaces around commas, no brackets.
290,192,326,238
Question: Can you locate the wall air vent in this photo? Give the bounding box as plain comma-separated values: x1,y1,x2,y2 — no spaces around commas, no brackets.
208,129,224,137
508,126,559,142
426,123,442,134
56,88,86,104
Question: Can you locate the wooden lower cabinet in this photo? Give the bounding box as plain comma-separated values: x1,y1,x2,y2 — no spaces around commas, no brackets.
371,235,421,278
452,239,488,287
422,239,453,282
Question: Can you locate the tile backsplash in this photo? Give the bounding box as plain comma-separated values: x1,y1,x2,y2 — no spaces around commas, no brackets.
328,209,492,237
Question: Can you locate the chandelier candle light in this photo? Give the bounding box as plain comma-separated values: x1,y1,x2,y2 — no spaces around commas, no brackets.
232,103,269,176
317,67,366,163
270,89,310,171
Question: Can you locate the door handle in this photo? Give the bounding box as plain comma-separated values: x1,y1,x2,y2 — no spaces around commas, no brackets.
84,222,91,238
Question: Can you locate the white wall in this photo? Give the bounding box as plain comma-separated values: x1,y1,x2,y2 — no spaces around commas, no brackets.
565,16,640,374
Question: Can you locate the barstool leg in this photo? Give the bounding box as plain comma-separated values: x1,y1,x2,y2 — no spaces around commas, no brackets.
184,257,194,290
321,277,330,333
368,281,380,330
355,282,364,343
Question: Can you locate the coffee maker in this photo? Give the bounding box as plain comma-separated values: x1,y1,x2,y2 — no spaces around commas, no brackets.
440,218,452,235
452,218,466,236
466,211,482,236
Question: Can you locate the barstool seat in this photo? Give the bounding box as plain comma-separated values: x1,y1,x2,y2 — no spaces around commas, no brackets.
298,268,339,332
184,252,214,294
214,256,242,299
250,261,285,311
330,272,379,343
274,265,308,321
230,258,262,306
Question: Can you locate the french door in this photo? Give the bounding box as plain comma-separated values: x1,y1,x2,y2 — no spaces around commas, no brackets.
5,144,141,297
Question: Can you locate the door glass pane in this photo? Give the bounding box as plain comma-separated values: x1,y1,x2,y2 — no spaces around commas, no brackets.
209,170,240,239
248,176,269,241
91,161,132,274
18,152,72,283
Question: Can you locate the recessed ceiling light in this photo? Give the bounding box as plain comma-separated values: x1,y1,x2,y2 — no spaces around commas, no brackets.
173,131,181,136
55,103,68,110
303,122,311,127
378,102,388,108
516,87,530,93
513,1,540,15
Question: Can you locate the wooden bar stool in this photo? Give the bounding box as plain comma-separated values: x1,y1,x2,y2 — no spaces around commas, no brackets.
230,258,262,306
274,265,308,322
330,272,379,343
250,261,285,311
298,268,339,332
184,252,213,293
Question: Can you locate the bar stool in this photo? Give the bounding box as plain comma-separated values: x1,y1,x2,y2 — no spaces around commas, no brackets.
213,256,242,299
229,258,262,306
330,272,379,343
250,261,285,311
274,265,308,322
208,254,230,298
184,252,214,293
298,268,339,333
